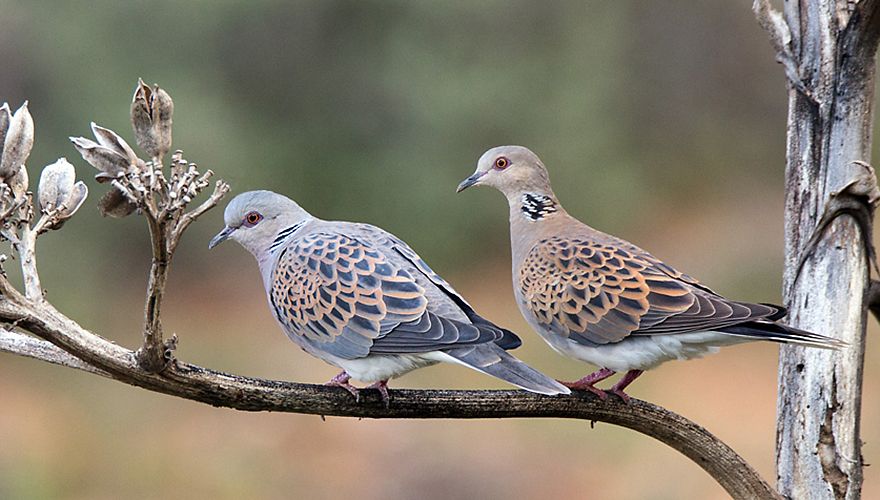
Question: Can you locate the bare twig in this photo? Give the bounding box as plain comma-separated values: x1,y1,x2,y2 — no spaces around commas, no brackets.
169,178,230,252
753,0,816,101
136,213,172,372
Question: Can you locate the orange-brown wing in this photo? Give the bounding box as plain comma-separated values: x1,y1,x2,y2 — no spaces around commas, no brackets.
519,236,780,345
270,232,427,358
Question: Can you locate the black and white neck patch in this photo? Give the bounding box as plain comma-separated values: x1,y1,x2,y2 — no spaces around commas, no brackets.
268,221,307,253
521,193,558,221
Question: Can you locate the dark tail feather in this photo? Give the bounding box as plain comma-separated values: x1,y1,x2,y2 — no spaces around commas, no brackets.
758,303,788,321
465,313,521,350
719,321,846,349
444,344,570,395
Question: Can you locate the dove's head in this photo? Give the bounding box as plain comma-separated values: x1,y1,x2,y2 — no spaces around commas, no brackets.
456,145,554,199
209,190,311,256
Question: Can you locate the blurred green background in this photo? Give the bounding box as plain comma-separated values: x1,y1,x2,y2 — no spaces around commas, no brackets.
1,1,877,498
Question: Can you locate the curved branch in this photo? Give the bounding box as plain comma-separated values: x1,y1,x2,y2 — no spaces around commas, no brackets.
0,328,106,375
0,293,778,500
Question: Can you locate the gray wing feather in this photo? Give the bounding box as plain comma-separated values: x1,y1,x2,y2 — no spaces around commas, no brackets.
270,224,517,360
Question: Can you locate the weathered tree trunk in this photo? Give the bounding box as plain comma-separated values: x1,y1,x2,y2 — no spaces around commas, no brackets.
765,1,880,498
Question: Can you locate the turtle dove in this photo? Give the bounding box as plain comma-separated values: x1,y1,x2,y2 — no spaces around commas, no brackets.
457,145,844,402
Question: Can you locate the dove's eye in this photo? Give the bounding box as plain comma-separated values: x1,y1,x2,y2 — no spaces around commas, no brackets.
243,211,263,227
494,157,510,170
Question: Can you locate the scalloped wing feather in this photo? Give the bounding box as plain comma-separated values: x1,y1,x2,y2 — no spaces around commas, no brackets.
271,230,512,360
519,235,783,345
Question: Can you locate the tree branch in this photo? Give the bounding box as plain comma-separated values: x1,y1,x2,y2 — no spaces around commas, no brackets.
0,328,106,375
759,1,880,496
0,299,778,500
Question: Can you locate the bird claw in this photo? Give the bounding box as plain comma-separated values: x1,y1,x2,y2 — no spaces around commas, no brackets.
609,389,632,404
366,380,391,408
559,380,609,400
325,371,361,403
558,367,616,400
608,369,643,404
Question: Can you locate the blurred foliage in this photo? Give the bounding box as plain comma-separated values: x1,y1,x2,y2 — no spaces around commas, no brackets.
1,1,878,499
2,0,784,277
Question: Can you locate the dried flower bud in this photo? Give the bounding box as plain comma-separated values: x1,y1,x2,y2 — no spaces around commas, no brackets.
8,163,28,198
131,79,173,160
98,188,137,218
70,136,130,181
90,122,139,167
39,158,76,212
0,103,11,152
0,102,34,181
57,181,88,220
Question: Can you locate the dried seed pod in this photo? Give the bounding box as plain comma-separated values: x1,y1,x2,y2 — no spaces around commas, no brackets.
151,86,173,159
131,79,173,160
50,181,88,230
0,103,11,152
98,188,137,218
90,122,139,167
0,102,34,181
70,136,130,180
60,181,88,218
38,158,76,212
8,163,28,199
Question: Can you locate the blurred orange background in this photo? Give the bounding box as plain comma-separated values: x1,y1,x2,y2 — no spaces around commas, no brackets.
1,1,878,499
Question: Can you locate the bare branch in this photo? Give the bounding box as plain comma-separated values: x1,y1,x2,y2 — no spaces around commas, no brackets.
0,328,107,376
0,295,778,500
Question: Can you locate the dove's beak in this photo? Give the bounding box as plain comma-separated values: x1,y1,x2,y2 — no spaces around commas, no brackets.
208,226,235,249
456,172,486,193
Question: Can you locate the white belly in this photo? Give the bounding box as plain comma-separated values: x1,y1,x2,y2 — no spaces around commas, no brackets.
306,347,440,383
540,327,751,372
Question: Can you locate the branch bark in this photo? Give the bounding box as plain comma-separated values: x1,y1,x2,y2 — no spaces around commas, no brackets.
0,329,106,375
0,301,777,500
756,1,880,498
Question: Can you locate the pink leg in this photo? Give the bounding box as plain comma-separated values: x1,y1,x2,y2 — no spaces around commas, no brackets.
325,371,361,402
608,370,643,404
366,380,391,408
559,368,616,399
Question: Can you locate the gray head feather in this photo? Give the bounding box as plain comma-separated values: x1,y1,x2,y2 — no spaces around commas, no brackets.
209,190,312,256
457,145,555,199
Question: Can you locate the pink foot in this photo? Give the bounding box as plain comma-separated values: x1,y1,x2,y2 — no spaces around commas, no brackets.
366,380,391,408
559,368,616,400
608,370,643,404
325,371,361,402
